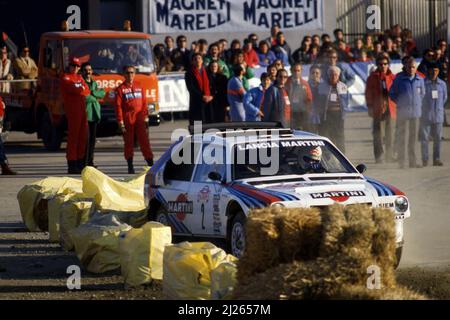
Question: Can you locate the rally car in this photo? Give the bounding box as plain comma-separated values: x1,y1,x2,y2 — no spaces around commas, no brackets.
144,122,409,264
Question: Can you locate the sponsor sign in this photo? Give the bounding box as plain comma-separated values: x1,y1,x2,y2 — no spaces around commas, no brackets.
311,191,366,202
168,193,193,221
149,0,323,33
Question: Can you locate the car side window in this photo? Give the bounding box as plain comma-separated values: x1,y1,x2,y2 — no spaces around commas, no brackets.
163,139,200,182
193,145,226,183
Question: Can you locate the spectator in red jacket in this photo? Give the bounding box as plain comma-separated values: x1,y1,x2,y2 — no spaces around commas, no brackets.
365,55,397,163
242,39,260,68
0,96,16,175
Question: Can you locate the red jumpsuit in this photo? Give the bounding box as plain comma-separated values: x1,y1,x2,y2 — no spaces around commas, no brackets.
115,81,153,161
60,73,90,161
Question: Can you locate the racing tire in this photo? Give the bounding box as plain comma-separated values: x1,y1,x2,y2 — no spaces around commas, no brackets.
394,246,403,269
40,111,63,151
151,206,170,226
227,211,247,259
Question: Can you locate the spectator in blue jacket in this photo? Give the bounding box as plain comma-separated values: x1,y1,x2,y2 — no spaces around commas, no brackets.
244,73,271,121
227,65,247,121
257,41,276,68
320,49,356,87
315,66,350,152
419,63,448,166
271,32,292,67
389,57,426,168
263,69,292,128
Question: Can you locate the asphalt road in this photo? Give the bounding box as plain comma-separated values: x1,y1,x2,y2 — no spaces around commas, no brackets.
1,112,450,270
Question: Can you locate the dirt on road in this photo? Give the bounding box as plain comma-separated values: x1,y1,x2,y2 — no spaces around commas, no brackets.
1,222,450,300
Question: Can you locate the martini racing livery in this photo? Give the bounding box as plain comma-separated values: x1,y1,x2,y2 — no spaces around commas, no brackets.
144,123,410,264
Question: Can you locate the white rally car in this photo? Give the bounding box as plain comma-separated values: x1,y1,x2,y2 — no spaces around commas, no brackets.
144,123,409,264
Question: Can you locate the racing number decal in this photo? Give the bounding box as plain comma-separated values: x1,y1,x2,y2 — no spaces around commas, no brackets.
201,203,205,230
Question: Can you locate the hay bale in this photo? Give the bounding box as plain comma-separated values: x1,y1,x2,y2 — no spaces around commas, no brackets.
333,284,427,300
236,209,279,283
234,204,405,299
274,208,322,262
319,205,346,256
371,208,397,288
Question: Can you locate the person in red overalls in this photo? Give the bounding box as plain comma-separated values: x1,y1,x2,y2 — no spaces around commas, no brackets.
0,95,16,174
115,65,154,174
60,57,90,174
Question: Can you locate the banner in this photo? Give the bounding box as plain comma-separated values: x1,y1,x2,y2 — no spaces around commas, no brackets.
149,0,323,33
157,60,420,114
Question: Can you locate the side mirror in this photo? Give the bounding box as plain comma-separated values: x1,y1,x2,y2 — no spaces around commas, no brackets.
208,171,222,182
356,164,367,174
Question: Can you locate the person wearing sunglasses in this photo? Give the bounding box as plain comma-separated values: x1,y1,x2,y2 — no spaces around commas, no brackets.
315,66,349,153
320,49,355,87
115,65,154,174
60,57,91,174
13,45,38,91
417,48,436,75
263,69,292,128
171,35,191,71
365,55,396,164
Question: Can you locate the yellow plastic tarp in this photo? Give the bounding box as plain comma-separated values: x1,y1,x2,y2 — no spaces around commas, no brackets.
48,193,71,243
102,209,149,229
59,196,94,251
82,167,148,212
69,214,131,273
17,177,82,231
119,222,172,287
210,255,238,300
163,242,228,300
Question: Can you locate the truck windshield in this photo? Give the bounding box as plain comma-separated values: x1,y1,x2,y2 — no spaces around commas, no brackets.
63,38,155,74
232,139,357,180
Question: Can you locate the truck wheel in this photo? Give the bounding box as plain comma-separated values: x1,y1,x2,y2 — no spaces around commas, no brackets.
227,211,246,259
395,246,403,269
40,112,62,151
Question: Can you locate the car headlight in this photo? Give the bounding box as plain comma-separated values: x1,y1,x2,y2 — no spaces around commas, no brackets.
394,196,409,213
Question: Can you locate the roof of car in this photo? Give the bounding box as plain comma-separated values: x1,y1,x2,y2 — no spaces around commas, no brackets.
191,128,325,145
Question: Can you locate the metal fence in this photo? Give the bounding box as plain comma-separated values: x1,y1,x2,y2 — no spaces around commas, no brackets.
336,0,447,51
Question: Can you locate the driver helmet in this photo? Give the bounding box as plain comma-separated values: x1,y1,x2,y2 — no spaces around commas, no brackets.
305,146,322,162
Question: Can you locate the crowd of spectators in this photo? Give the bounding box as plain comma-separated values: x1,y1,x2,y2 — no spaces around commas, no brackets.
157,24,449,168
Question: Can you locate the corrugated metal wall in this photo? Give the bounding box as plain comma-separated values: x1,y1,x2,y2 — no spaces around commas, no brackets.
336,0,447,51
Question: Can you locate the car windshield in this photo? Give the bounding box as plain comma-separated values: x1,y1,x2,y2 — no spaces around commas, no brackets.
63,38,155,74
232,139,356,180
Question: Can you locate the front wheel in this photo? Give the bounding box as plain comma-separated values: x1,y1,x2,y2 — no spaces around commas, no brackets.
228,211,247,259
151,205,170,226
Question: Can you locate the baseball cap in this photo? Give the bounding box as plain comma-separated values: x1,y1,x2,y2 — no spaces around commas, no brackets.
70,57,81,67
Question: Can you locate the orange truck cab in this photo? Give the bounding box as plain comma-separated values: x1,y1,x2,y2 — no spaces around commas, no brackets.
2,30,160,150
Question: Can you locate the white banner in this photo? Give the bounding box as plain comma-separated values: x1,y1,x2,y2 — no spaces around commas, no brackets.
149,0,323,33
